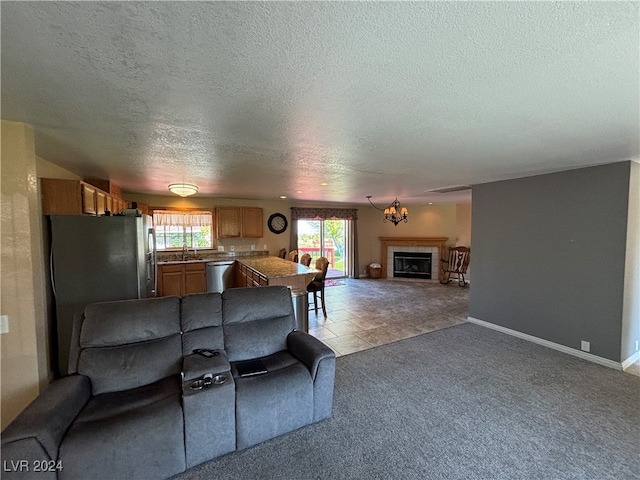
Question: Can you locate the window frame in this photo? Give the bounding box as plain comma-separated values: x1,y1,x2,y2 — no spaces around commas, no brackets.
152,208,214,251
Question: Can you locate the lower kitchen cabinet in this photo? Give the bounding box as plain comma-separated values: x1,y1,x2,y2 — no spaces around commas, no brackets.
185,263,207,294
157,262,206,296
235,261,268,288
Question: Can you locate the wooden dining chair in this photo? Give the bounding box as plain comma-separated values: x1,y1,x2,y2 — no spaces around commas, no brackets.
307,256,329,317
299,253,312,267
278,248,287,259
288,250,298,262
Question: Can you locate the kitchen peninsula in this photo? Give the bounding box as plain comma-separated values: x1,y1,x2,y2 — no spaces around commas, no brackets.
156,252,317,296
236,256,317,290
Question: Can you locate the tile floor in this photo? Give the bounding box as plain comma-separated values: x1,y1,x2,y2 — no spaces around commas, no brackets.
307,278,469,357
306,278,640,379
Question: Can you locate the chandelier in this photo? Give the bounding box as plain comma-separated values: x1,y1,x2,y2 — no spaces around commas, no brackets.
366,196,408,226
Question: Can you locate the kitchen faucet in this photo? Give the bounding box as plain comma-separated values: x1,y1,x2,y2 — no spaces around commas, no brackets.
181,244,198,260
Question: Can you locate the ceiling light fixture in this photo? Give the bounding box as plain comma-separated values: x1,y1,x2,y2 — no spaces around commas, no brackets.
168,183,198,197
366,196,408,226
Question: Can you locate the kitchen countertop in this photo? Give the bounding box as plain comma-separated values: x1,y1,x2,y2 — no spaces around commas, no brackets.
157,250,268,266
237,256,318,278
157,254,318,279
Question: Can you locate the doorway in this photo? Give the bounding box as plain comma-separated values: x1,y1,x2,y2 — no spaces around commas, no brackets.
297,219,347,279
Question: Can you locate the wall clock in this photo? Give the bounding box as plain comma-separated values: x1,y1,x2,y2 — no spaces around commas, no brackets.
267,213,288,234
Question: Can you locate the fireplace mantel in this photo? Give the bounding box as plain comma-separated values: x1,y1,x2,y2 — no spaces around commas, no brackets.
379,237,449,281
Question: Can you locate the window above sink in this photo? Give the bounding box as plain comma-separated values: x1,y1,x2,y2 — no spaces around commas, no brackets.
153,209,213,251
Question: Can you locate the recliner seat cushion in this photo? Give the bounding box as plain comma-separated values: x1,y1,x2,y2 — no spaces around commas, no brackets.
233,353,313,449
59,376,185,480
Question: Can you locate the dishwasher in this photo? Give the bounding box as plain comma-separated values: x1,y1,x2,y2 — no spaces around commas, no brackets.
206,261,235,293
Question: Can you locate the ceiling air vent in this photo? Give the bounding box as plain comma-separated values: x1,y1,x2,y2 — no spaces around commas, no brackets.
427,185,472,194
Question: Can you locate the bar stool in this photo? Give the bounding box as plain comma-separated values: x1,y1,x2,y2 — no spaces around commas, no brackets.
307,257,329,317
299,253,312,267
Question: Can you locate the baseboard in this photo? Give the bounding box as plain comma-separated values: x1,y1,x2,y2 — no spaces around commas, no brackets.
622,351,640,370
467,316,623,371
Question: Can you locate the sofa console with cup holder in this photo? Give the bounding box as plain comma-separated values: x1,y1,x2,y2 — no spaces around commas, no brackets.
1,286,336,480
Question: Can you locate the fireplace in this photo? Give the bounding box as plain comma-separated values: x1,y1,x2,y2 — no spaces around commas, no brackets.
379,237,448,282
393,252,432,279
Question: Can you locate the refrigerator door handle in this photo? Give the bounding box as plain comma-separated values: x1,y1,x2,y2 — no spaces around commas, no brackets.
149,227,158,296
50,246,57,299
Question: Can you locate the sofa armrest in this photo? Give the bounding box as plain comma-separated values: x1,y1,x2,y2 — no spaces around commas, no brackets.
182,350,230,382
287,330,335,380
1,375,91,461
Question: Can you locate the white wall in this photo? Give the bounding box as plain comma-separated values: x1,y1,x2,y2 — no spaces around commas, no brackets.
1,121,44,429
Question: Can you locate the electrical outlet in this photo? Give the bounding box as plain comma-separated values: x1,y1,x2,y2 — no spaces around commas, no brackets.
0,315,9,334
580,340,590,352
217,246,224,252
230,245,235,252
251,245,256,251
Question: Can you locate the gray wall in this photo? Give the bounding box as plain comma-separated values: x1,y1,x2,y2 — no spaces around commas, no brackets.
469,162,632,362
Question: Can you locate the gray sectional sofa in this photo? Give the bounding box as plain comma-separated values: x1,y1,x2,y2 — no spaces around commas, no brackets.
1,286,336,479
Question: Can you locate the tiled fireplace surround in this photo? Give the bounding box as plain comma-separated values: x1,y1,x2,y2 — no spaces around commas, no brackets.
379,237,449,282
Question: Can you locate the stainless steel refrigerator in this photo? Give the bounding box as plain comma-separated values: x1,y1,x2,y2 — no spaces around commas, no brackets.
47,215,156,375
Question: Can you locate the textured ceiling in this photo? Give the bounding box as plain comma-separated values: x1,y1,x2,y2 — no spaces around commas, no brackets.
2,1,638,205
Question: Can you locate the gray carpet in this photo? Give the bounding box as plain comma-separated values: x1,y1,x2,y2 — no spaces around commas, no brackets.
173,323,640,480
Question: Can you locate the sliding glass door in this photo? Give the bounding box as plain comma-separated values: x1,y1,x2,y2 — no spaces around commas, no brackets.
297,219,347,279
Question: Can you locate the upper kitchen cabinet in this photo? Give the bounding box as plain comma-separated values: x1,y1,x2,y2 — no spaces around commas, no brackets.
216,206,263,238
96,190,107,216
242,207,264,238
84,178,122,199
217,207,242,237
41,179,95,215
41,179,128,216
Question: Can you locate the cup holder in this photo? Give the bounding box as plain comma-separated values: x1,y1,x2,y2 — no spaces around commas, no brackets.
212,374,227,385
189,373,228,390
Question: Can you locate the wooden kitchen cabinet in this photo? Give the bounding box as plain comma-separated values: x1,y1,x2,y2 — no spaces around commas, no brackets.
216,206,263,238
135,202,150,216
217,207,242,238
96,191,107,216
112,196,127,214
234,261,268,288
81,183,97,215
242,207,264,238
41,179,95,215
158,264,184,297
41,178,128,216
157,262,206,296
84,178,122,199
185,263,206,294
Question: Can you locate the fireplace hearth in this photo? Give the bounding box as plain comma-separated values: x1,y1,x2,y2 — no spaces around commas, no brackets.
393,252,432,279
